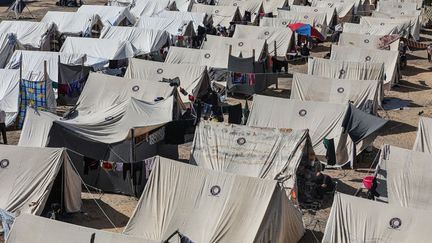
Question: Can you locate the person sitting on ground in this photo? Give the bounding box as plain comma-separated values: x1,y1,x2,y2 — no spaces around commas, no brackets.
0,109,7,144
313,172,335,199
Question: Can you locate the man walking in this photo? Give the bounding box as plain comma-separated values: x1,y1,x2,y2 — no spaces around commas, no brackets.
0,109,7,144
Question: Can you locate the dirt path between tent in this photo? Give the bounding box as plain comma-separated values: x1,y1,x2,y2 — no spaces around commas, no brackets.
1,2,432,242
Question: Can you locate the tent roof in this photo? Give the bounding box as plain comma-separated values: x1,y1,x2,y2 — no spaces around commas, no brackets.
338,32,400,51
165,46,229,69
191,4,241,26
130,0,174,18
360,16,418,40
289,5,336,26
135,16,196,36
313,0,355,18
156,11,207,30
100,26,170,55
7,214,158,243
0,21,54,49
413,116,432,154
0,69,20,126
18,109,59,147
123,156,304,242
376,1,418,11
77,5,136,26
343,22,400,36
232,25,293,57
276,10,328,28
201,35,266,61
261,0,287,14
216,0,263,22
41,11,102,36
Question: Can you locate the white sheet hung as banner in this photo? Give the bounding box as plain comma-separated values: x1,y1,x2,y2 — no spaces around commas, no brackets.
343,22,400,36
77,5,136,26
0,21,55,51
360,16,419,40
191,4,242,27
330,45,398,87
18,109,60,147
289,5,336,26
375,144,432,211
123,156,305,243
41,11,103,37
201,35,266,61
100,26,170,55
216,0,264,23
413,116,432,153
313,0,355,20
156,11,207,31
232,25,293,57
322,192,432,243
338,32,400,51
165,46,230,69
0,69,20,127
135,16,196,36
0,145,81,215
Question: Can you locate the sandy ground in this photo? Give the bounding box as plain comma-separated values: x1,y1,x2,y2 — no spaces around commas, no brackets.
1,1,432,242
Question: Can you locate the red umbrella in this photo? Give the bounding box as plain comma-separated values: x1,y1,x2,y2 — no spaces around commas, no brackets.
287,23,324,40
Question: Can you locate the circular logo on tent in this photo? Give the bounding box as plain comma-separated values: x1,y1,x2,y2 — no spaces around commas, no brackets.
401,12,405,15
237,137,246,145
314,9,318,12
365,56,372,61
328,2,333,6
364,39,370,43
282,21,287,25
132,85,140,92
299,109,307,117
210,185,221,196
264,31,270,35
233,2,237,6
105,116,114,121
337,87,345,93
340,69,345,74
215,10,220,13
398,5,402,8
390,17,395,19
238,42,244,47
389,218,402,229
156,68,163,74
204,53,211,59
304,15,309,19
0,159,9,168
365,32,371,35
380,23,385,26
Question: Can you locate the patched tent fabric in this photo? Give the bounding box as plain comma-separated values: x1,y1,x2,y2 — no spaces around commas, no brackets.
18,109,59,147
338,32,400,51
360,16,419,41
77,5,136,26
413,116,432,153
100,26,170,55
216,0,264,23
41,11,103,37
125,58,210,103
157,11,207,31
135,16,196,36
190,121,316,193
165,46,229,69
275,10,328,37
330,45,398,86
0,33,17,68
291,73,380,113
313,0,355,21
289,5,336,26
232,25,293,57
307,57,385,81
60,37,135,66
343,22,400,36
375,145,432,210
0,69,20,127
191,4,242,27
123,156,305,243
0,146,81,215
6,214,158,243
201,35,266,61
0,21,55,51
322,192,432,243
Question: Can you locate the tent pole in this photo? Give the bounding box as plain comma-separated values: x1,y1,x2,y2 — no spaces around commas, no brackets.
274,41,279,90
130,128,136,196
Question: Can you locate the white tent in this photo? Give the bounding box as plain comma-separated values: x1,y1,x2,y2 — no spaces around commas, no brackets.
313,0,355,21
322,192,432,243
6,214,158,243
0,145,81,215
375,145,432,210
191,4,242,27
330,45,398,87
291,73,381,113
156,11,207,30
360,16,419,40
216,0,264,23
338,32,400,51
262,0,288,14
165,46,229,69
123,156,305,243
276,10,328,36
308,57,385,81
125,58,210,103
110,0,192,12
289,5,336,26
77,5,136,26
413,116,432,153
60,37,135,66
0,33,17,68
312,0,362,14
232,25,294,57
191,121,316,193
41,11,103,37
130,0,176,18
201,35,266,61
343,22,400,36
18,109,60,147
376,1,418,11
100,26,170,55
0,21,55,51
378,0,422,10
0,69,19,127
135,16,195,36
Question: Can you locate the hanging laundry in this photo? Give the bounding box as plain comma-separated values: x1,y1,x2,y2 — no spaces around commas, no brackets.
18,79,47,128
115,162,124,172
83,157,99,175
144,158,155,179
101,160,114,171
58,63,92,98
247,73,256,86
231,72,247,84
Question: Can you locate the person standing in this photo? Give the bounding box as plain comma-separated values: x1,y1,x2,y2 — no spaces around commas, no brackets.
0,109,7,144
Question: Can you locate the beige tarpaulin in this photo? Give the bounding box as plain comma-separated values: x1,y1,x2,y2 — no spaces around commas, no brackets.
307,57,385,81
330,45,399,87
291,73,381,113
124,58,210,103
0,21,55,51
6,214,159,243
77,5,136,26
191,121,316,192
165,46,230,69
123,156,305,243
338,32,400,51
201,35,266,61
322,192,432,243
135,16,196,36
376,144,432,210
290,5,336,26
413,116,432,153
232,25,293,57
41,11,103,37
0,146,81,215
191,4,242,27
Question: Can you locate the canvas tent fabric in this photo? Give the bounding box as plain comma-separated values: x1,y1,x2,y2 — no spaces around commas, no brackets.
343,22,400,36
77,5,136,26
322,192,432,243
18,109,60,147
190,121,315,192
6,214,158,243
216,0,264,23
360,16,419,41
0,145,81,215
330,45,398,87
413,116,432,153
311,0,361,14
291,73,380,113
376,1,418,11
262,0,287,14
375,145,432,210
100,26,170,56
275,10,328,37
379,0,422,9
0,21,55,51
289,5,336,26
191,4,242,27
232,25,293,57
60,37,135,66
156,11,207,31
129,0,176,18
123,156,305,243
338,32,400,51
41,11,102,37
125,58,210,103
165,46,230,69
313,0,355,20
201,35,266,61
0,33,17,68
135,16,195,36
0,69,20,127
